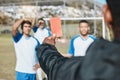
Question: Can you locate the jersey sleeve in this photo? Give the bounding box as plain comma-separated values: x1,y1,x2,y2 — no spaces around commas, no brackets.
35,38,40,51
12,31,22,43
68,38,75,56
33,26,38,33
46,27,52,36
35,38,40,63
89,35,96,40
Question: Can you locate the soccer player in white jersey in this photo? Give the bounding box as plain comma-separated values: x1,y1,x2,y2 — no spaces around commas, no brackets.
32,18,51,80
12,19,40,80
33,18,51,43
67,20,96,57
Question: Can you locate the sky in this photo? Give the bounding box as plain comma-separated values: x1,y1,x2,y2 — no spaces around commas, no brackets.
95,0,106,4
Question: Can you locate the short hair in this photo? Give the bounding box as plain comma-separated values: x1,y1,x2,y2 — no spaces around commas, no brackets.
106,0,120,27
38,18,46,28
79,20,89,26
21,20,32,30
38,18,45,22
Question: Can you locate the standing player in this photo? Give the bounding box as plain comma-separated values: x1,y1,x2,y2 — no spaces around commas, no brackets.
67,20,96,57
32,18,51,80
12,19,40,80
33,18,51,43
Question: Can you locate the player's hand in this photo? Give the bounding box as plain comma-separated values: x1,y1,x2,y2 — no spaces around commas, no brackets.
33,63,40,71
43,34,56,45
23,18,32,22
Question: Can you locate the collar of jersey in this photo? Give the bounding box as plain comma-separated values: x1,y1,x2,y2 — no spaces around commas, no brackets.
79,34,89,41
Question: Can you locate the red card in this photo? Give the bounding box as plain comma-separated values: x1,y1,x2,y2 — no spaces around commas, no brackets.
50,17,63,38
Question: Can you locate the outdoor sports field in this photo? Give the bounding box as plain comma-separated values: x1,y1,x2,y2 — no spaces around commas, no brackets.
0,34,69,80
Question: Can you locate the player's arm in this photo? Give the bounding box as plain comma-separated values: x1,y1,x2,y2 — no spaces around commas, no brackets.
67,38,74,57
31,18,39,33
12,19,24,37
31,18,36,28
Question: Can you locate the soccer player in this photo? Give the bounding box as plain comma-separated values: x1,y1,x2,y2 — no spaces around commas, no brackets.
12,19,40,80
33,18,51,43
68,20,96,57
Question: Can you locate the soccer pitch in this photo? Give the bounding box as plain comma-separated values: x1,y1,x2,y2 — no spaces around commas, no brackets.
0,35,16,80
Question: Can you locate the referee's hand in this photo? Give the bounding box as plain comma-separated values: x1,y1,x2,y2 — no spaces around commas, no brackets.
43,34,56,45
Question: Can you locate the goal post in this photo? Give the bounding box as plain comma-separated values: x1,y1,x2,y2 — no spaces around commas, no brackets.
44,17,110,40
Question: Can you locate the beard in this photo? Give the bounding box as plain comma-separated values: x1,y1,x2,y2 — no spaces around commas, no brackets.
80,31,88,36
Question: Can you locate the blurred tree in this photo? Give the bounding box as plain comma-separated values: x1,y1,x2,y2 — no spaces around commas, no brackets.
0,12,13,26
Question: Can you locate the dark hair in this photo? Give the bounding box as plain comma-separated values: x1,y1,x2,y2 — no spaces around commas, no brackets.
38,18,45,22
79,20,89,25
21,20,32,30
38,18,46,29
106,0,120,27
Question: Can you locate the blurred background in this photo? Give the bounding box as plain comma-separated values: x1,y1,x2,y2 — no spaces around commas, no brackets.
0,0,109,38
0,0,112,80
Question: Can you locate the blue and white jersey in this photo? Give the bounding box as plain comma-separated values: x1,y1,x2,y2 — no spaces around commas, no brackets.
12,31,40,74
33,26,51,43
68,34,96,56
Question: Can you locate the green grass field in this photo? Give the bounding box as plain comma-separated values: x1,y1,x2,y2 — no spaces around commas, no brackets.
0,34,69,80
0,34,16,80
